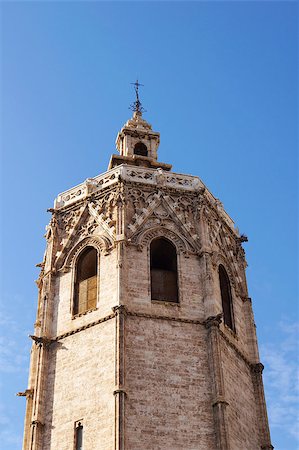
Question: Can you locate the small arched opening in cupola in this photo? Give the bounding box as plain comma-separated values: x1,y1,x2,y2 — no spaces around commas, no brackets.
134,142,148,157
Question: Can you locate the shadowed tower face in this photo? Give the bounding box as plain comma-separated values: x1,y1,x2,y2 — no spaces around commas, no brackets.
21,86,273,450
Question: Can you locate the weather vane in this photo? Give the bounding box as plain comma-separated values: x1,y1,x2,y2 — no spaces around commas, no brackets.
129,79,146,114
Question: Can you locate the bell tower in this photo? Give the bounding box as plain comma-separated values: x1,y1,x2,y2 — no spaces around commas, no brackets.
21,85,273,450
109,81,170,171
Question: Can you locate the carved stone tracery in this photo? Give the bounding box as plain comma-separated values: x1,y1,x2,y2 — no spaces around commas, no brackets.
202,204,247,297
125,187,203,254
62,236,111,272
54,198,116,270
130,226,189,255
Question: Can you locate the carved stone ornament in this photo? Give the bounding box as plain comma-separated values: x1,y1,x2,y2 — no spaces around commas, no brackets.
126,189,202,254
112,304,127,315
251,362,264,374
205,203,246,297
129,226,191,255
203,313,223,329
58,235,113,272
54,198,116,270
45,216,58,241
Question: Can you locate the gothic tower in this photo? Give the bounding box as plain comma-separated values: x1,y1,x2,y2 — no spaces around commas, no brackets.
21,86,273,450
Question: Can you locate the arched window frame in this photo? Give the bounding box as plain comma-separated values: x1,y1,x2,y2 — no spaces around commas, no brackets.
218,264,235,332
148,236,181,304
71,245,100,317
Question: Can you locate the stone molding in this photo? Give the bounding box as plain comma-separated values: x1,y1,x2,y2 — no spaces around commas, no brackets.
113,389,127,397
57,235,112,272
30,307,261,376
130,226,192,254
54,312,115,341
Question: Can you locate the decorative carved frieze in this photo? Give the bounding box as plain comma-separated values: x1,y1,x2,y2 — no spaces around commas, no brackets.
203,204,247,297
53,198,116,270
54,165,211,208
60,235,113,272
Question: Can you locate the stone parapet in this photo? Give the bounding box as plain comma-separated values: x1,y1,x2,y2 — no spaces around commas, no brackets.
54,165,236,232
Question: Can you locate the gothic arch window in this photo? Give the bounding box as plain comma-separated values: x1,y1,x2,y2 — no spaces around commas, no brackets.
134,142,148,157
150,237,178,302
219,264,235,331
73,247,98,315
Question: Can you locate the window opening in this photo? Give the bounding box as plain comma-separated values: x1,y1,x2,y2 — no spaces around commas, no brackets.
219,265,235,331
134,142,148,156
150,238,178,302
74,247,98,315
75,422,83,450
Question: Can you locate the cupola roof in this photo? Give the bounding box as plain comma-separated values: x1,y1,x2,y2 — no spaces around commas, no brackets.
108,81,171,171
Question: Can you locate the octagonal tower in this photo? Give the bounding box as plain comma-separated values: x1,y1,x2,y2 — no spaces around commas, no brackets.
21,93,273,450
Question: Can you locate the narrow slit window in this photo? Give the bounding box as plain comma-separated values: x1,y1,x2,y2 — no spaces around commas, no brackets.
74,247,98,315
219,265,235,331
150,238,178,302
75,422,83,450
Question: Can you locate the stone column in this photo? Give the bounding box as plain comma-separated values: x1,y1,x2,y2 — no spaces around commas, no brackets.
242,297,260,362
21,349,36,450
113,187,127,450
251,363,274,450
113,305,126,450
29,344,47,450
205,315,230,450
201,251,220,318
23,269,55,450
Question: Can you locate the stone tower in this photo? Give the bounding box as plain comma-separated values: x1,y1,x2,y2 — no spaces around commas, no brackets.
21,90,273,450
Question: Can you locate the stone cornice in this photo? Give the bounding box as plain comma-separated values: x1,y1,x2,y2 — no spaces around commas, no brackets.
53,166,236,234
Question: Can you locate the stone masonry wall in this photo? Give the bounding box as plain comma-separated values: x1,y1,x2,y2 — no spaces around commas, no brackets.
125,245,205,321
42,319,115,450
125,315,216,450
221,336,260,450
51,250,117,338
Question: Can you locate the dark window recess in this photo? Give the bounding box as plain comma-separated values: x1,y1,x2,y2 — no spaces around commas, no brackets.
75,423,83,450
219,265,235,331
134,142,148,156
74,247,98,315
150,238,178,302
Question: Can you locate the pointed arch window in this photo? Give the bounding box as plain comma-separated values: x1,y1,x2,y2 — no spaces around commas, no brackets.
219,265,235,331
134,142,148,156
74,247,98,315
150,238,178,302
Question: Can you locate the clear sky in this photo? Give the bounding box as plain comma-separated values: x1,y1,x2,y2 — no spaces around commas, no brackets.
1,1,298,449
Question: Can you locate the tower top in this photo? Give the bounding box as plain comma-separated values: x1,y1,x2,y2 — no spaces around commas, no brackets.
129,79,146,116
108,83,171,171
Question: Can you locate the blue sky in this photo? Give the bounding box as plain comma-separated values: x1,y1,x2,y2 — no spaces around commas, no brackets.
0,2,298,449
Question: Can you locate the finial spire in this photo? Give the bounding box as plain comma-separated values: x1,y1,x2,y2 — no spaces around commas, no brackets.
130,79,146,115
